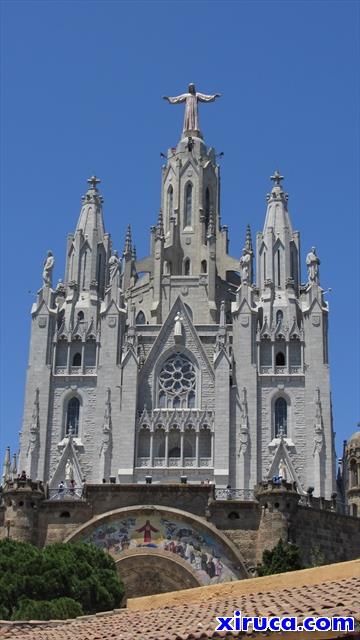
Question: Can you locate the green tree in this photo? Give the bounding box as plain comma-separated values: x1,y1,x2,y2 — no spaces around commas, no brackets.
0,539,124,621
257,539,303,576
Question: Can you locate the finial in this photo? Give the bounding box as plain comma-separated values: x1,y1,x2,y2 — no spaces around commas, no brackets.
156,210,165,238
207,207,215,237
87,175,101,190
245,224,253,252
124,224,132,255
220,300,225,327
270,170,284,186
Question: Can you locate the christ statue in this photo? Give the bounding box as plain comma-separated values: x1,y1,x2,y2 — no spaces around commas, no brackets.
163,83,221,136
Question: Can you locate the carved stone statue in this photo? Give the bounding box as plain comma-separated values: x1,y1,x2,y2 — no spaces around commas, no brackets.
42,250,54,287
306,247,320,284
108,250,120,286
65,458,74,482
240,250,251,284
174,313,183,338
278,459,287,481
163,83,221,135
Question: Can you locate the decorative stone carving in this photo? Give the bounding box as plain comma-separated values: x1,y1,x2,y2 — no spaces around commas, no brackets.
306,246,320,284
108,250,120,286
42,250,54,287
163,83,221,135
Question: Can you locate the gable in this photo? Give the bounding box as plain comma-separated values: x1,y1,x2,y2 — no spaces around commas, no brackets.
138,297,214,410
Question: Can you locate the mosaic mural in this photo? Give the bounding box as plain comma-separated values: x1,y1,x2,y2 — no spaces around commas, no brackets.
80,511,240,585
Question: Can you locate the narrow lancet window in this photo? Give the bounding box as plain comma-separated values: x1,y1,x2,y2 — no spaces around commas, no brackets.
275,397,287,436
136,311,146,325
72,352,82,367
205,187,210,232
277,249,281,287
66,397,80,436
184,183,192,227
167,185,173,225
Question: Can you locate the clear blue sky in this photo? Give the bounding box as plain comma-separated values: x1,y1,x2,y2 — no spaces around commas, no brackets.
0,1,359,466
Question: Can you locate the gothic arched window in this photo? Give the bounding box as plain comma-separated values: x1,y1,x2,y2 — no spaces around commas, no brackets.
184,183,192,227
72,352,82,367
205,187,210,232
167,185,173,223
158,353,196,409
277,249,281,287
188,390,195,408
274,397,287,437
66,397,80,436
136,311,146,325
276,310,283,325
201,260,207,274
184,258,191,276
276,351,285,366
350,460,358,488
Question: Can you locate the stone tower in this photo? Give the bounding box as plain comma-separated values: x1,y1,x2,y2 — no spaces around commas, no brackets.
8,85,336,499
342,427,360,517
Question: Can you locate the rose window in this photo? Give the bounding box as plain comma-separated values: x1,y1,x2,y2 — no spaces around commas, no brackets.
158,354,196,409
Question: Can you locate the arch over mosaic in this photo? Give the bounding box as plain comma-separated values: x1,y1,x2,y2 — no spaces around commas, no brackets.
65,505,248,591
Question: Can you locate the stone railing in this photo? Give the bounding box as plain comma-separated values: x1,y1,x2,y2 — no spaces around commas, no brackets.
275,366,286,374
260,366,272,374
259,366,303,375
215,488,255,501
48,487,83,500
136,457,212,469
137,407,214,431
54,366,97,376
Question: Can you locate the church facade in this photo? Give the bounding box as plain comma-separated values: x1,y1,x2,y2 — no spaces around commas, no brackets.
13,86,337,499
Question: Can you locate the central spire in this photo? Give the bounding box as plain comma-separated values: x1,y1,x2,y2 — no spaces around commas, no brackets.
163,83,221,139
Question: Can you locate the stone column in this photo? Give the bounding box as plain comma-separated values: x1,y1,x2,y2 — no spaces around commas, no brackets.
286,342,290,374
66,342,70,374
272,342,275,373
149,431,154,467
165,431,169,467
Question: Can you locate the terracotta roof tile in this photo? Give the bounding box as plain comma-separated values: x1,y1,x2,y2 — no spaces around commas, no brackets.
1,566,359,640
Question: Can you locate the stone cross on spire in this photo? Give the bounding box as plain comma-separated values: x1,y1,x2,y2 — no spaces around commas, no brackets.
163,83,221,137
87,175,101,190
270,170,284,186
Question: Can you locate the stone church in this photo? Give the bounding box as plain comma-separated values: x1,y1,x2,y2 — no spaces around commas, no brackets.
2,85,359,598
13,83,337,498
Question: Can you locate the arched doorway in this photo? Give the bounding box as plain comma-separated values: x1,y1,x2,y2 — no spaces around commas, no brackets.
64,505,248,599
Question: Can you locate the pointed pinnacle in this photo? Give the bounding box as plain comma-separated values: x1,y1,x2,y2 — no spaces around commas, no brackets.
124,224,132,255
157,210,165,238
245,224,253,252
207,208,215,237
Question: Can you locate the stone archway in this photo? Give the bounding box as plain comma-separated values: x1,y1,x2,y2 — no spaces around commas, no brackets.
115,548,201,600
65,505,248,599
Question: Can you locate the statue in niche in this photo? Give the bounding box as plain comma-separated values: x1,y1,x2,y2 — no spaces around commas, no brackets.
65,458,74,482
278,459,287,481
306,247,320,283
163,83,221,135
108,250,120,286
42,250,54,287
